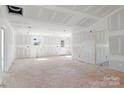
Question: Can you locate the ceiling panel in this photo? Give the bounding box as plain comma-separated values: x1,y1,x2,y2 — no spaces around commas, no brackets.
74,5,91,12
96,5,120,17
52,11,72,24
62,15,72,23
24,6,40,19
86,5,106,15
66,16,85,26
39,7,55,22
5,5,122,29
76,17,97,27
81,19,97,27
56,5,75,10
76,17,88,26
85,5,120,17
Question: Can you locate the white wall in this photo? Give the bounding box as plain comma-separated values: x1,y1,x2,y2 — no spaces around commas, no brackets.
94,19,109,64
0,25,2,74
0,9,3,81
72,8,124,72
108,9,124,72
4,23,15,72
0,7,16,73
15,32,71,59
95,30,109,64
72,29,95,64
72,19,109,65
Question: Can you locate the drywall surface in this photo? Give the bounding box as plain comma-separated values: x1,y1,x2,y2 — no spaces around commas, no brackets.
15,32,71,59
0,6,16,72
4,23,15,72
95,30,109,64
108,9,124,72
0,9,3,81
72,19,109,64
72,29,95,64
94,19,109,64
0,24,1,73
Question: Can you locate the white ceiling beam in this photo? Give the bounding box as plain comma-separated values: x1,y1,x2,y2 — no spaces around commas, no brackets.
41,6,101,20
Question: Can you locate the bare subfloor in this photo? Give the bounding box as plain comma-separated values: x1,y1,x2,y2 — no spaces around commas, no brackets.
3,56,124,88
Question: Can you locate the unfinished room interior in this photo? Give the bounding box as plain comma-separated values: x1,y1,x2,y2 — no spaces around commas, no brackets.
0,5,124,88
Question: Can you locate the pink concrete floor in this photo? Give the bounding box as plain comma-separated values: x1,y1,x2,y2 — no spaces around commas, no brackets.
3,56,124,88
